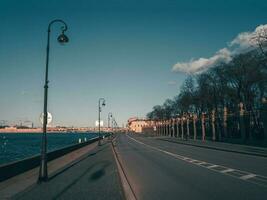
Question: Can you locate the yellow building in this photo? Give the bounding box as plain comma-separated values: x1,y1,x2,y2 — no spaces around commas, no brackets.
127,118,155,133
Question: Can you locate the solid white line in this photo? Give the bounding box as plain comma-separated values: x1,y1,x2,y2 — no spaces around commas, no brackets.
240,174,257,180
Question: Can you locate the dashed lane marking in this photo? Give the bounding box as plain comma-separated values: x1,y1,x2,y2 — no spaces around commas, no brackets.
240,174,257,180
196,161,206,165
126,134,267,188
188,159,198,163
206,165,219,169
221,169,235,173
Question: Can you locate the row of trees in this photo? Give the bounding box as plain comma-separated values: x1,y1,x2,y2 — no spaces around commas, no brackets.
147,50,267,121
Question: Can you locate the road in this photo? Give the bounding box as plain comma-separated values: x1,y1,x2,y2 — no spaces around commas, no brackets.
114,133,267,200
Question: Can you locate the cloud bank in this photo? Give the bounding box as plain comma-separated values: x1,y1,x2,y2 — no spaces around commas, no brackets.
172,24,267,74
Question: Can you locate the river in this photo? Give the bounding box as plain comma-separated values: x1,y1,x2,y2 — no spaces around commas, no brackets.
0,132,99,165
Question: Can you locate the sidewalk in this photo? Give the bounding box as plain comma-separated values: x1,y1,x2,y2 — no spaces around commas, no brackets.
156,137,267,157
13,141,124,200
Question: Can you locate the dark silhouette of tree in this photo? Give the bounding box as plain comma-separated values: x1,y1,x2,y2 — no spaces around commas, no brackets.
147,50,267,126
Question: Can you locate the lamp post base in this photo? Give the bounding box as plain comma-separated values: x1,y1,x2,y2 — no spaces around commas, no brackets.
38,176,48,183
38,160,48,182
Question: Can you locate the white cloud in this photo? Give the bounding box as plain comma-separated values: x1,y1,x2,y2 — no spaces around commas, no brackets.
172,24,267,74
230,24,267,48
172,48,231,74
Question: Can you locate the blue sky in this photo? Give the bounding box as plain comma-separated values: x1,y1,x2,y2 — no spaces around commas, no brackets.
0,0,267,127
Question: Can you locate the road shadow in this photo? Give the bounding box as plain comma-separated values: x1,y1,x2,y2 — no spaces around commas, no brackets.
48,145,109,181
52,161,111,199
90,168,106,180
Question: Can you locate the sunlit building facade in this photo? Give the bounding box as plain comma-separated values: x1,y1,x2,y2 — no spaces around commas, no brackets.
127,117,155,133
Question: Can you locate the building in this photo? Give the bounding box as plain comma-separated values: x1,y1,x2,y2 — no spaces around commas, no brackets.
127,117,155,133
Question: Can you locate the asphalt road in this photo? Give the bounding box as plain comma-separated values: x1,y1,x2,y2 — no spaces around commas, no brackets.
115,133,267,200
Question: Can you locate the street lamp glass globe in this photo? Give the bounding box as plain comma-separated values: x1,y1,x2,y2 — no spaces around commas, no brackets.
57,32,69,44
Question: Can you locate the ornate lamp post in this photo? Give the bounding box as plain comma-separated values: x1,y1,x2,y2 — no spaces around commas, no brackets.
39,19,69,182
98,98,106,145
108,112,113,129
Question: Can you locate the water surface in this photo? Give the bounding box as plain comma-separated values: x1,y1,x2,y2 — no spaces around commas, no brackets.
0,132,98,165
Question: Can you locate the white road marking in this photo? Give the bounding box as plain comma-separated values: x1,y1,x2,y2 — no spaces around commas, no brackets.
183,158,191,161
126,134,267,188
221,169,235,173
207,165,218,169
188,159,198,163
196,162,206,165
240,174,257,180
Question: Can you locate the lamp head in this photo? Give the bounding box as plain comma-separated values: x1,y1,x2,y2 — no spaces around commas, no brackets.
57,31,69,44
102,101,106,107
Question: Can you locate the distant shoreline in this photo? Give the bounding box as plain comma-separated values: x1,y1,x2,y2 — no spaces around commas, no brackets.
0,132,96,134
0,128,42,133
0,127,108,133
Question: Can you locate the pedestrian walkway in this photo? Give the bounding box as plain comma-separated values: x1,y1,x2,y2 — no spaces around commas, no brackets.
14,142,124,200
156,137,267,157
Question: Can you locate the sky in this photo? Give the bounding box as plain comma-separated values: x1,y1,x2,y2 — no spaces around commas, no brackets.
0,0,267,127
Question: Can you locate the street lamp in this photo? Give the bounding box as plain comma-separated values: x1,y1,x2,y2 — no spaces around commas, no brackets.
108,112,112,129
112,118,115,132
39,19,69,182
111,116,115,133
98,98,106,145
113,118,118,132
